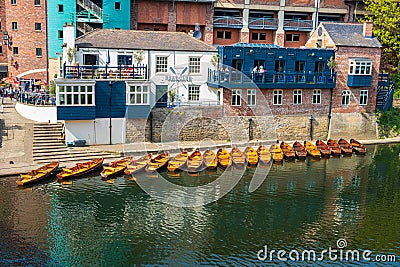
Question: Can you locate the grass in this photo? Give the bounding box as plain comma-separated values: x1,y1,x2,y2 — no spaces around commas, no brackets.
376,108,400,138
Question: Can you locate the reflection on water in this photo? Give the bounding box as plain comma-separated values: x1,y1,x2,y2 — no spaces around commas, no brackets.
0,144,399,266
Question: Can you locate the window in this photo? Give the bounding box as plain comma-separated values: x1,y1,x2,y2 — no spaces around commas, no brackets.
293,90,302,104
34,0,40,5
286,34,300,42
342,90,351,106
349,60,372,75
11,0,16,5
117,55,132,66
58,4,63,12
360,90,368,105
217,31,231,39
189,57,201,74
58,30,63,39
13,47,18,55
115,2,121,10
232,89,241,106
188,85,200,101
156,56,168,73
251,32,266,41
315,61,324,73
12,22,18,30
247,89,256,106
275,60,285,72
273,90,283,105
0,46,3,54
83,54,98,65
58,85,94,106
128,85,149,105
36,48,42,57
35,23,41,31
295,61,305,72
313,89,321,104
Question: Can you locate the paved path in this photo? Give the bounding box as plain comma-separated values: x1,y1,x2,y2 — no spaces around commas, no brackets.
1,98,400,177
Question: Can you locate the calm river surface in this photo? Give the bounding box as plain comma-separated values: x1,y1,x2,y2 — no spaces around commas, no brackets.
0,144,399,266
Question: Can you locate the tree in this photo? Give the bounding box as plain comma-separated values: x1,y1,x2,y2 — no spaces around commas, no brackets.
327,56,336,76
211,53,219,69
133,49,144,65
363,0,400,72
67,47,77,65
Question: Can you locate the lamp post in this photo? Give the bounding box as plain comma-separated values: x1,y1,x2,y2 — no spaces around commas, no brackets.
310,115,314,140
109,81,113,145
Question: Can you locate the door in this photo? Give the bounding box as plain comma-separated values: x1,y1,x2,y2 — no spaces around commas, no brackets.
156,85,168,107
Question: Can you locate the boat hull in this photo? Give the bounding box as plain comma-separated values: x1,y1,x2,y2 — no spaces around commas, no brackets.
57,158,104,180
17,162,59,186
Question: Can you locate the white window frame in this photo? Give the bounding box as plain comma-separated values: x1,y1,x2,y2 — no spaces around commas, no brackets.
293,89,302,105
312,89,321,104
360,90,368,106
188,85,200,101
156,56,168,73
189,57,201,74
57,84,95,106
127,84,149,105
232,89,241,106
273,90,283,105
341,90,351,106
247,89,256,106
349,59,372,75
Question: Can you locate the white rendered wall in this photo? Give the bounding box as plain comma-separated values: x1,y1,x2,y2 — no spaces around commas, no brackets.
15,103,57,123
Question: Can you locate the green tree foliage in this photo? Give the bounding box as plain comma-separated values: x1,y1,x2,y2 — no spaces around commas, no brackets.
363,0,400,72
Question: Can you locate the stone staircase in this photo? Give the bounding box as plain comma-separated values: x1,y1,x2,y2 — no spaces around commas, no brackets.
33,123,121,164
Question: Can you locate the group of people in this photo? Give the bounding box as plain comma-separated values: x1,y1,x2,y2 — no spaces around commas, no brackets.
0,83,55,106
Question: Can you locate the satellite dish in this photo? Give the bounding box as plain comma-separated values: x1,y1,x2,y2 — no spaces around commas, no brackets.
193,30,202,39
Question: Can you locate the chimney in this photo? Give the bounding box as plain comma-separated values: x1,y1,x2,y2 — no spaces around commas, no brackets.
363,21,373,38
62,22,76,65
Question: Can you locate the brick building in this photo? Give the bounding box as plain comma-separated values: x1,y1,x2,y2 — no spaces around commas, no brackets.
0,0,8,79
4,0,47,81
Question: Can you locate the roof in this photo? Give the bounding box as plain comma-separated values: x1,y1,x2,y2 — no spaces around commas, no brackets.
75,29,217,52
321,22,381,48
229,43,282,48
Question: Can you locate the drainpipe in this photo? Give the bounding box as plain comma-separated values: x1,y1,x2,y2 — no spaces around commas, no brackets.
327,86,334,139
109,81,113,145
45,0,49,83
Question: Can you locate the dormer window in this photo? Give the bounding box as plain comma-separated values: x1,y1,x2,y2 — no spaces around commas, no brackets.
349,59,372,75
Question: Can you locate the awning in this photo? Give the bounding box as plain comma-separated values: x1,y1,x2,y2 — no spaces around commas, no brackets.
0,64,8,73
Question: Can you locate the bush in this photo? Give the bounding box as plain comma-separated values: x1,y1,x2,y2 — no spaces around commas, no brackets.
391,73,400,99
376,108,400,138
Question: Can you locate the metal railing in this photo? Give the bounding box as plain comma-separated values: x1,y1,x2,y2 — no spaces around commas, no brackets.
77,0,103,19
283,19,313,30
248,17,279,29
76,22,94,35
213,16,243,28
378,73,391,86
62,63,148,80
208,68,336,86
155,101,220,108
17,92,56,106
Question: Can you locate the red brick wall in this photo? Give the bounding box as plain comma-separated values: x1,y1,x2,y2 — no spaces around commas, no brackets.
249,30,274,44
0,0,7,68
250,0,280,5
223,88,331,116
176,3,207,25
333,46,381,113
213,28,240,45
286,0,313,7
320,0,348,9
218,0,245,4
5,0,47,80
284,31,308,48
137,0,169,25
137,24,168,32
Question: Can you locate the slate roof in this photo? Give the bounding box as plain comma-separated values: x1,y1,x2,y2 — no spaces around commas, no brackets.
321,22,381,48
75,29,217,52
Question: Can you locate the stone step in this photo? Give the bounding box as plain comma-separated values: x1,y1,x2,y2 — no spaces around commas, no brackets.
33,128,62,133
32,149,118,158
34,154,119,164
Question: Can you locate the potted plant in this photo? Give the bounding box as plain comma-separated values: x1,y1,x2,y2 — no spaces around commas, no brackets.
67,47,77,65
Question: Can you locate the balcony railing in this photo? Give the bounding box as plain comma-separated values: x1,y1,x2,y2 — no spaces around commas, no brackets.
283,19,313,31
62,63,148,80
248,17,279,30
213,16,243,28
378,73,391,87
207,68,336,89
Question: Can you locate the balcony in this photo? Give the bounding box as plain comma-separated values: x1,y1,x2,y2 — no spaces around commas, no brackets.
283,19,313,31
207,68,336,89
347,75,372,87
62,64,148,80
378,73,391,87
213,16,243,28
248,17,279,30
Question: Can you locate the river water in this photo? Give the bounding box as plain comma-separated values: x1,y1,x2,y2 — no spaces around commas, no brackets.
0,144,399,266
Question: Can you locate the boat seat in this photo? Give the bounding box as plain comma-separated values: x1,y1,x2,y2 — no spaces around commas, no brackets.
62,168,72,173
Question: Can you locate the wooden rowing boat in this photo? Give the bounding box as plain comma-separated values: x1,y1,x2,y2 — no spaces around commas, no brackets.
203,149,218,170
350,139,367,154
338,138,353,155
257,146,272,164
230,147,246,167
293,141,307,159
100,157,133,179
316,140,331,157
327,139,342,156
269,144,284,162
125,154,152,175
145,153,170,174
16,161,59,186
167,151,188,172
280,142,296,159
244,147,258,165
217,148,232,168
187,149,204,173
304,141,321,158
57,158,104,180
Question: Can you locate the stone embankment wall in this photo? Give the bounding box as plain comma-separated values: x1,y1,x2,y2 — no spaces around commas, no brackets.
329,112,377,140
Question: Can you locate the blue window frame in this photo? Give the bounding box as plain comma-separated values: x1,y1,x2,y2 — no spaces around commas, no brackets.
117,55,132,66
